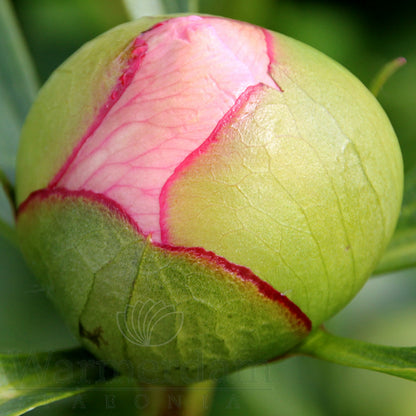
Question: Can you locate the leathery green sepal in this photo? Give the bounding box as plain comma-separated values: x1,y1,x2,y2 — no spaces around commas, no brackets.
164,61,403,327
17,190,310,385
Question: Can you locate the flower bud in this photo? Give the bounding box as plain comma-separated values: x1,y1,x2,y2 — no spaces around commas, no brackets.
16,15,403,385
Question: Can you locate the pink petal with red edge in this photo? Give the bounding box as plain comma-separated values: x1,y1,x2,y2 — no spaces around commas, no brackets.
53,15,279,242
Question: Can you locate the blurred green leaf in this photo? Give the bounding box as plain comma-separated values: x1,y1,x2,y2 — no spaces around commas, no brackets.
0,169,14,216
122,0,197,20
222,361,326,416
0,177,16,246
0,168,16,245
380,54,416,172
122,0,166,19
297,328,416,382
0,0,39,183
0,348,118,416
375,166,416,275
0,232,77,354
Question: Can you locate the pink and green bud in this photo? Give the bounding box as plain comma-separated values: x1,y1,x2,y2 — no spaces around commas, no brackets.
16,15,403,384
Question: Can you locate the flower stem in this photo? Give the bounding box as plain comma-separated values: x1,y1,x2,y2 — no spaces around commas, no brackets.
141,380,216,416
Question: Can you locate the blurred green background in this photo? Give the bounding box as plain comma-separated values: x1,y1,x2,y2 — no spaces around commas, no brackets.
2,0,416,415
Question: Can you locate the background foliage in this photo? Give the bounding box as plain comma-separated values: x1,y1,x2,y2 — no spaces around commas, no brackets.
1,0,416,414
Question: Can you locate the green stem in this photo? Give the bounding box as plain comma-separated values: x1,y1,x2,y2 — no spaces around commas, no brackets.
183,380,215,416
141,380,216,416
296,328,416,381
370,57,406,97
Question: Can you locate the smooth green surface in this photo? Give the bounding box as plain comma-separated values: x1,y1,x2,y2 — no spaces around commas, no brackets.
17,191,309,385
0,0,38,183
0,348,117,416
165,31,402,327
297,328,416,382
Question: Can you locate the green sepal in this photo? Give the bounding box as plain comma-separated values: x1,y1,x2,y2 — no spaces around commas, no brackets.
164,74,401,327
17,190,310,385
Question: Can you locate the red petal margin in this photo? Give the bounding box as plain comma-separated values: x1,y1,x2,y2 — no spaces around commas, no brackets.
158,244,312,332
17,187,143,236
18,187,311,333
261,27,283,92
159,83,263,244
49,37,148,188
158,28,281,242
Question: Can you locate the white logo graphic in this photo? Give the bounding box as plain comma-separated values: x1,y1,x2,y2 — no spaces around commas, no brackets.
117,299,184,347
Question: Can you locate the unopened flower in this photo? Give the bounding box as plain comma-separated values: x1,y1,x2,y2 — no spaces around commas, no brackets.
16,15,403,385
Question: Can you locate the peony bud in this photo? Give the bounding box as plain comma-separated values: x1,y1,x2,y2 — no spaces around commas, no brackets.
16,15,403,385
